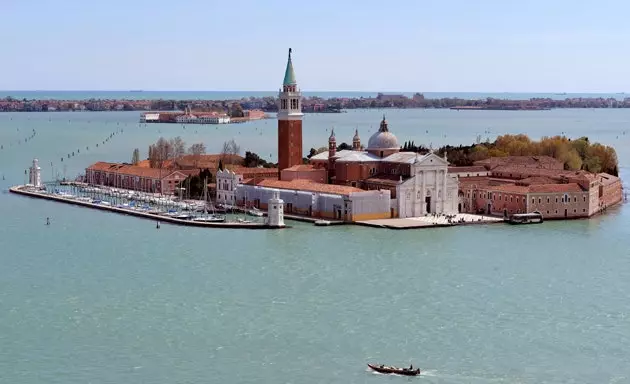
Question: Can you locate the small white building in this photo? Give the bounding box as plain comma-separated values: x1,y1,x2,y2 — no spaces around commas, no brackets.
140,113,160,123
29,158,42,187
266,189,285,227
216,169,243,205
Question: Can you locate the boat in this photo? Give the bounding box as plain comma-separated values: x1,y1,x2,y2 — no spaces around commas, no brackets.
314,220,331,226
507,212,543,224
367,364,420,376
247,208,264,217
192,215,226,223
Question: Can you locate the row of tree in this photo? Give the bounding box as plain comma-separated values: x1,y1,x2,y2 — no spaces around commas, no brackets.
406,134,618,175
141,137,207,168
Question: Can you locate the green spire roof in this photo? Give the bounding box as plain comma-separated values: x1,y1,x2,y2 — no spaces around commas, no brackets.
283,48,297,86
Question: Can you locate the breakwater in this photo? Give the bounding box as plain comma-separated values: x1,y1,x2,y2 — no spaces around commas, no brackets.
9,186,286,230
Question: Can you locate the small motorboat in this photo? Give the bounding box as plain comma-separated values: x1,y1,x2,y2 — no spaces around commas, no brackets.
314,220,331,226
247,208,264,217
367,364,420,376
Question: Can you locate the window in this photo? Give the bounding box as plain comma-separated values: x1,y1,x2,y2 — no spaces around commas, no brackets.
532,198,535,204
555,197,558,203
547,197,550,203
574,197,577,202
273,205,277,209
573,209,577,213
582,208,586,213
538,198,542,203
510,196,513,202
583,196,586,202
547,210,549,214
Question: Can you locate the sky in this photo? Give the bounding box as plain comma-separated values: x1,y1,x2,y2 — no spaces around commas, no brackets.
2,0,630,92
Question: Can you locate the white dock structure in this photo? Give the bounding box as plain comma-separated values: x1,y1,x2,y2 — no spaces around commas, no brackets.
28,158,42,187
266,189,285,228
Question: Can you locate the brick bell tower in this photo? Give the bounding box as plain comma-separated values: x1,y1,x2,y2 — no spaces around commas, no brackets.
277,48,303,177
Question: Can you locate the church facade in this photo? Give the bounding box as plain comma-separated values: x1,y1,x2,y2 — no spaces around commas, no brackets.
309,116,459,217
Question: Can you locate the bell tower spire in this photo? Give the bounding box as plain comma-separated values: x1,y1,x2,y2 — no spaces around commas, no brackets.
277,48,304,176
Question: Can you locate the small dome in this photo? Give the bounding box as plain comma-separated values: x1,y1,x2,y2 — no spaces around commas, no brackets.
367,115,399,149
329,128,336,141
353,129,360,141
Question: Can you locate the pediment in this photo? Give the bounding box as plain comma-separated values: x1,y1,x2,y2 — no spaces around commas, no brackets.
414,152,449,167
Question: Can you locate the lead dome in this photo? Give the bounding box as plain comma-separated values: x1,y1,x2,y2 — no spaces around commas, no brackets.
367,115,399,150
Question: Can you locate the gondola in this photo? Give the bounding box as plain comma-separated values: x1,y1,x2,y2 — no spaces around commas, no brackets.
367,363,421,376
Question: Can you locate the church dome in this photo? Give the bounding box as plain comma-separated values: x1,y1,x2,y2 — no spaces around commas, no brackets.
367,116,399,150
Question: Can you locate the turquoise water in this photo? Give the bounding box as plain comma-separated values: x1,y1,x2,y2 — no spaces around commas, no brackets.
1,109,629,383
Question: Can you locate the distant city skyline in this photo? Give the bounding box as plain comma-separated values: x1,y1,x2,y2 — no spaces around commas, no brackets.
3,0,629,92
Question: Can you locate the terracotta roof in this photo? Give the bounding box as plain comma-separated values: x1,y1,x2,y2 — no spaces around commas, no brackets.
283,164,319,172
488,184,530,194
174,154,243,169
448,166,488,173
86,162,185,179
255,179,363,195
516,176,557,185
528,183,584,193
598,173,620,186
475,156,563,170
364,174,407,186
225,165,278,176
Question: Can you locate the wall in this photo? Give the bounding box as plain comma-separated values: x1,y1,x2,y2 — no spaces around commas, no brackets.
277,119,303,172
348,190,392,221
527,192,590,218
488,191,528,216
280,168,326,183
600,179,623,208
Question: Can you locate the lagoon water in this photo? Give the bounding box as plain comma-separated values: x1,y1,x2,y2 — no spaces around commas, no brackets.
1,107,630,383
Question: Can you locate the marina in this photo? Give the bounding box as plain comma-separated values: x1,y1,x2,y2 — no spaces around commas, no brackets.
9,184,287,229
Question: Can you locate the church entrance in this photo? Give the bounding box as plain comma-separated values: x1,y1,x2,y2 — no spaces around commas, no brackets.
425,196,431,213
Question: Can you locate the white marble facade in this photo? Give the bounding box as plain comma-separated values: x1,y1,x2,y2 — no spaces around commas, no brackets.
396,153,459,218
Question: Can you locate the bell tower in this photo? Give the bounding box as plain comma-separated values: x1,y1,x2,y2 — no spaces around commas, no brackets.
277,48,303,177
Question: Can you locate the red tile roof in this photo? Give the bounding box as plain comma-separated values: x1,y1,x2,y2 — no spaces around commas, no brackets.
86,162,185,179
448,166,488,173
255,179,363,195
488,184,530,194
528,183,584,193
475,156,563,170
598,173,620,186
283,164,319,172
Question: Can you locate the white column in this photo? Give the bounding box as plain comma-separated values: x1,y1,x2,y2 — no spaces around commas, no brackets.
421,170,426,215
442,170,447,213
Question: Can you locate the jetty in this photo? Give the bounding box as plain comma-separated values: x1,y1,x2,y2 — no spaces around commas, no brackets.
9,186,287,230
356,213,504,230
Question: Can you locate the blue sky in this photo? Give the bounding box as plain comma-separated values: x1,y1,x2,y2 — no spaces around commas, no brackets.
2,0,629,92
